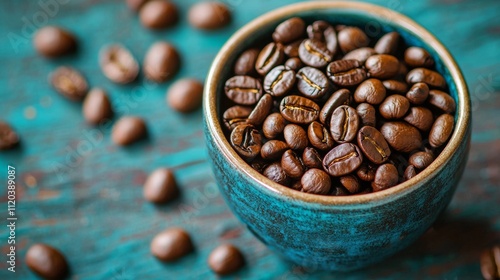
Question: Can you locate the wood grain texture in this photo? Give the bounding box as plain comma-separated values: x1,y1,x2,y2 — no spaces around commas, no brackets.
0,0,499,279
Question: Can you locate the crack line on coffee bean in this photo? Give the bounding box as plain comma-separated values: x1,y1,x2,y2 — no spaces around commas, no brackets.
322,127,329,143
270,71,285,89
226,118,246,126
284,104,318,113
238,127,255,152
298,72,322,91
230,88,260,93
56,77,77,94
340,107,349,141
329,151,358,165
362,135,388,159
260,45,277,69
109,52,130,74
305,41,330,61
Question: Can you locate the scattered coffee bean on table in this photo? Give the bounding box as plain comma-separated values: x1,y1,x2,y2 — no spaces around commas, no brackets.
0,121,20,150
151,228,193,262
33,26,77,58
82,88,113,125
112,116,147,146
144,41,180,82
25,243,68,279
167,78,204,113
221,17,457,195
208,244,245,275
143,168,179,203
139,0,178,29
188,2,231,30
50,66,89,101
480,245,500,280
99,44,139,84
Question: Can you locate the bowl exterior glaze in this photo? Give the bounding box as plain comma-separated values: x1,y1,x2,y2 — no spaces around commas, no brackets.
203,2,471,271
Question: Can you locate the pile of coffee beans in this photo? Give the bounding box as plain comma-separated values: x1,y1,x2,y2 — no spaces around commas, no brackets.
222,17,456,195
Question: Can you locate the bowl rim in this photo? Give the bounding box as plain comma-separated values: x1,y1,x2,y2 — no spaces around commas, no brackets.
204,1,470,206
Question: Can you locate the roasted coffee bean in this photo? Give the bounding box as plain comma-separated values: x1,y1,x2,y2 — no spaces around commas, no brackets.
403,165,417,180
383,80,408,94
356,103,376,127
255,42,285,76
429,114,454,148
281,149,306,178
283,124,308,150
372,163,399,191
33,26,77,58
0,122,19,150
357,164,376,181
298,39,333,68
374,32,400,55
83,88,113,125
188,1,231,30
340,175,361,193
261,140,288,160
284,40,302,57
379,95,410,119
248,94,273,125
272,17,305,44
140,0,178,29
404,47,434,68
338,27,369,53
404,107,434,131
406,68,446,88
280,95,320,124
323,143,363,176
151,228,193,262
230,124,262,160
302,147,323,168
285,57,303,70
319,89,350,124
296,67,330,99
307,121,334,151
307,20,338,54
480,245,500,280
262,113,287,139
264,66,295,97
380,122,422,153
290,180,303,191
343,47,376,63
327,59,367,86
263,162,290,185
354,79,386,105
330,105,359,143
208,244,245,275
223,106,252,131
406,82,429,105
365,54,399,79
357,126,391,164
26,244,68,279
428,90,456,113
234,49,259,75
143,168,178,203
331,185,350,196
50,66,88,101
301,168,331,194
126,0,150,11
225,76,263,105
144,42,180,82
167,78,204,113
99,44,139,84
112,116,147,146
409,151,434,170
397,63,409,79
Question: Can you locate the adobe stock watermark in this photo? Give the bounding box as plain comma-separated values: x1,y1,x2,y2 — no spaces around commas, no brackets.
470,74,495,112
178,182,220,223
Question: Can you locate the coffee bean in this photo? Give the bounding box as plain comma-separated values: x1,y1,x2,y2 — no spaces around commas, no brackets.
409,151,434,170
301,168,331,194
380,122,422,153
223,106,252,131
208,244,245,275
284,40,302,57
406,82,429,105
296,67,330,99
285,57,303,70
234,48,259,75
281,149,306,178
188,1,231,30
404,47,434,68
403,165,417,180
365,54,399,79
356,103,376,127
343,47,376,63
428,90,456,113
143,168,179,203
330,105,359,143
283,124,308,150
307,121,334,151
225,76,263,105
397,63,409,79
263,162,290,185
406,68,446,88
272,17,305,44
262,113,287,139
323,143,363,176
374,32,400,55
290,180,303,191
230,124,262,160
379,95,410,119
357,164,376,181
251,159,269,173
383,80,408,94
261,140,288,160
302,147,323,168
298,39,333,68
0,122,20,150
429,114,454,148
144,42,180,82
264,66,296,97
338,27,369,53
255,42,285,76
126,0,149,11
112,116,147,146
50,66,88,101
25,244,68,279
167,79,204,113
99,44,139,84
248,94,273,125
151,228,193,261
307,20,338,54
340,175,361,193
404,107,434,131
280,95,320,124
83,88,113,125
480,245,500,280
327,59,367,86
34,26,76,58
357,126,391,164
331,185,350,196
372,163,399,191
140,0,178,29
354,79,386,105
319,89,350,124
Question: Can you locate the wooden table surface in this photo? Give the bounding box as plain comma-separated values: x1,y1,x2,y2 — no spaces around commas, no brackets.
1,0,499,279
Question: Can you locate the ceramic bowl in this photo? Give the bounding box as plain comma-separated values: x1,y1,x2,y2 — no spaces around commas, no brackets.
203,1,471,271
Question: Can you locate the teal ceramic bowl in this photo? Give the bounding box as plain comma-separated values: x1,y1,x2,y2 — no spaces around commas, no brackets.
203,1,471,271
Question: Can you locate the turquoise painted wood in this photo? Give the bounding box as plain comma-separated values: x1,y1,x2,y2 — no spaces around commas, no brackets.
0,0,499,279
